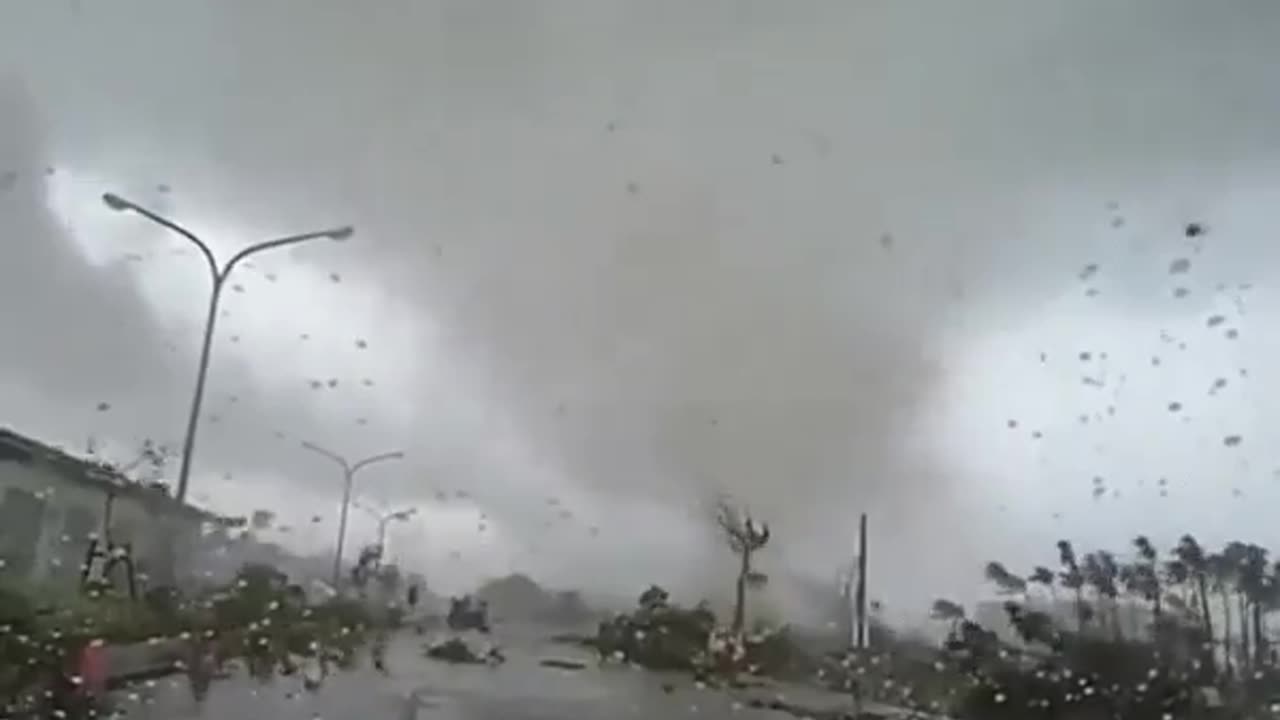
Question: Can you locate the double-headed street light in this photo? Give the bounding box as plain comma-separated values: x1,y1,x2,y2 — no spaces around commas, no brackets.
103,193,353,503
301,441,404,587
354,502,418,569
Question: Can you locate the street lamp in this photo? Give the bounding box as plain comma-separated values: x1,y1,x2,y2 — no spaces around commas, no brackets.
358,504,417,568
301,441,404,587
103,192,353,503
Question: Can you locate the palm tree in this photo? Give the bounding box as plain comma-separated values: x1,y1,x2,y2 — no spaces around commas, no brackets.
1119,562,1153,639
930,598,966,637
1028,566,1056,605
1083,551,1122,640
1175,534,1215,672
1238,544,1269,669
1133,535,1163,622
984,561,1027,597
1208,550,1237,678
1163,558,1194,620
1057,540,1087,632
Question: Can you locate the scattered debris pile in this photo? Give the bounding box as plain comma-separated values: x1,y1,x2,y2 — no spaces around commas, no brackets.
594,585,716,671
423,637,505,666
593,585,813,680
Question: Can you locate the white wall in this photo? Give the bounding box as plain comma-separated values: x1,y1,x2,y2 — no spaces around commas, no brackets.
0,456,201,592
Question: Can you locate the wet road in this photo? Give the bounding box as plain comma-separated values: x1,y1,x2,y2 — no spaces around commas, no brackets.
112,625,882,720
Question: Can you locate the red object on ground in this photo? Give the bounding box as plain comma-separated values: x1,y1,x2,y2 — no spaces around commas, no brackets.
78,642,109,697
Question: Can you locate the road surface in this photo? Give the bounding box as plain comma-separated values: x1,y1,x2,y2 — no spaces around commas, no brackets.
110,624,915,719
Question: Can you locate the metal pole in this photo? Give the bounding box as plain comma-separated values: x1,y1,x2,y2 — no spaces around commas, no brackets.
174,274,224,502
333,467,355,587
303,443,404,590
855,513,868,649
102,193,353,503
378,518,390,557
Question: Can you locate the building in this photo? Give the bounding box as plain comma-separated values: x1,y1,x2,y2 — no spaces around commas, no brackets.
0,427,220,592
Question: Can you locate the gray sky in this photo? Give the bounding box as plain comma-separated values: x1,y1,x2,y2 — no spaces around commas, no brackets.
4,0,1280,621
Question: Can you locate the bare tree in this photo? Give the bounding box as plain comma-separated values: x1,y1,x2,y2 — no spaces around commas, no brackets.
92,437,175,487
714,498,771,635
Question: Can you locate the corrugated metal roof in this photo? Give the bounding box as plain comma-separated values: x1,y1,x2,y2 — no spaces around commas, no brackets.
0,426,223,523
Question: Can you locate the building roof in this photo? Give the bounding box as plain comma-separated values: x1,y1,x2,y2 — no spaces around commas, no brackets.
0,426,223,524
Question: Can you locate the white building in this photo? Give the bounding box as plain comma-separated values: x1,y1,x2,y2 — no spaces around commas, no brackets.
0,427,219,593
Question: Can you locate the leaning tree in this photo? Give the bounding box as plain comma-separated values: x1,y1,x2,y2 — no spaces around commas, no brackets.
714,498,772,634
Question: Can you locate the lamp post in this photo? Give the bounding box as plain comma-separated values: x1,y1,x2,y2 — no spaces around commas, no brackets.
370,506,417,569
103,193,353,503
301,441,404,588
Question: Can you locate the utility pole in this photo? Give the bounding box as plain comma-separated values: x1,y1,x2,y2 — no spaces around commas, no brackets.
854,513,868,649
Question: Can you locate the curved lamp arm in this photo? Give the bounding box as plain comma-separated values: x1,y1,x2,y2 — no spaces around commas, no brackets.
301,441,351,473
224,226,353,276
103,193,218,280
351,451,405,474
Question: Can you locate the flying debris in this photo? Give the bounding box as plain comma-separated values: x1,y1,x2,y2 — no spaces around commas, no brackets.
327,379,338,388
355,339,368,349
156,183,171,194
1224,435,1243,447
1225,329,1239,340
1185,222,1205,238
265,273,278,282
771,153,784,165
1167,402,1182,412
1172,287,1190,298
1168,258,1192,275
362,378,374,387
1078,263,1099,281
232,284,245,293
1206,315,1225,328
879,233,894,250
309,380,323,390
330,272,341,283
95,402,111,412
0,170,17,192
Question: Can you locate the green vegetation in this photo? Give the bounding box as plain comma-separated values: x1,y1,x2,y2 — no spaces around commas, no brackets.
933,534,1280,719
0,562,388,717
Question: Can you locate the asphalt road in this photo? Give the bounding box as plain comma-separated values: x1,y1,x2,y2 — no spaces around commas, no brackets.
109,625,894,720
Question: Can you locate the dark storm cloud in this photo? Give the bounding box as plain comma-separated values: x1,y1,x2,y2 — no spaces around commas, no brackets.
0,79,187,417
7,0,1280,611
